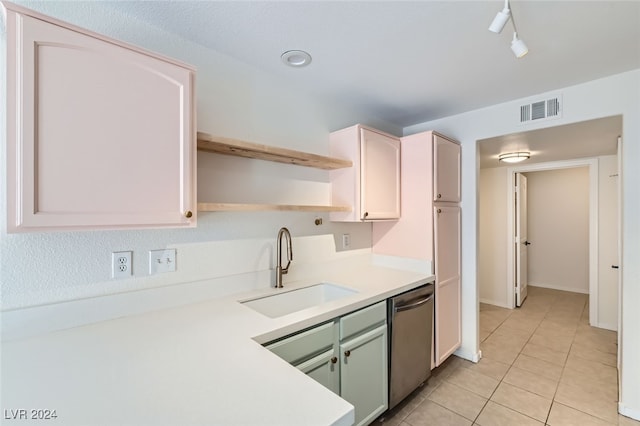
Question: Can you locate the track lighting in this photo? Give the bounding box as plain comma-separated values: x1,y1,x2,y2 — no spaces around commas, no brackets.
489,0,529,58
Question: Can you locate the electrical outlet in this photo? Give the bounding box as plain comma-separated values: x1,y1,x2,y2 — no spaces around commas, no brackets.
342,233,351,249
112,251,132,279
149,249,176,274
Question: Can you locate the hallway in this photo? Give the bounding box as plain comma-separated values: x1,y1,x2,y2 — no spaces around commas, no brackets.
380,286,639,425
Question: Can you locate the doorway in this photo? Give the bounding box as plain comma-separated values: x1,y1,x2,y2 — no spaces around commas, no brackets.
506,160,596,314
477,115,621,331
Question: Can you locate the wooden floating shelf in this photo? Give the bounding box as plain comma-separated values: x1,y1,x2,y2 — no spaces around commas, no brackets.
198,203,352,213
197,132,352,170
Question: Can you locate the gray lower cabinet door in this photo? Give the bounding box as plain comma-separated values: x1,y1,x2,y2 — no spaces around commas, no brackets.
296,348,339,395
340,324,388,426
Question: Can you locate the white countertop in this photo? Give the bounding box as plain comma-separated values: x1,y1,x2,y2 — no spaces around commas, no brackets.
1,254,433,426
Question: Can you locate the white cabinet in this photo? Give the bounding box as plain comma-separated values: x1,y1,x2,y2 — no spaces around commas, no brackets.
4,3,196,232
330,125,400,221
434,205,461,366
266,301,388,426
434,134,461,202
372,130,461,367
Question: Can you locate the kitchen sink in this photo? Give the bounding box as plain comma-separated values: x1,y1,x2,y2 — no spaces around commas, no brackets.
241,283,358,318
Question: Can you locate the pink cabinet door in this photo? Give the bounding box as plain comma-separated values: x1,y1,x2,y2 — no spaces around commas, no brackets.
5,5,196,232
434,205,461,366
360,128,400,220
433,135,461,203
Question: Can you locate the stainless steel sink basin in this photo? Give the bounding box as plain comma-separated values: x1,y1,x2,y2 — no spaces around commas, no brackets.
241,283,358,318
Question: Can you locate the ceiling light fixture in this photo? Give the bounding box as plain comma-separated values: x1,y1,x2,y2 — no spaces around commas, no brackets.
488,0,529,58
499,151,531,163
281,50,312,68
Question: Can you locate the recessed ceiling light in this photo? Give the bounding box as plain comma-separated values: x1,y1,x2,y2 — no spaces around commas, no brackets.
281,50,312,68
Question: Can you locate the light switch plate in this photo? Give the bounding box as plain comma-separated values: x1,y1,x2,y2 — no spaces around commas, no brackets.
149,249,176,274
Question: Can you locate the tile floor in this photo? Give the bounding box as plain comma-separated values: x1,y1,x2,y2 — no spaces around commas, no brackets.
377,286,640,426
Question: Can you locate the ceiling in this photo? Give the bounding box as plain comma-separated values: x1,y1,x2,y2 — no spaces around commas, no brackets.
478,115,622,169
104,1,640,128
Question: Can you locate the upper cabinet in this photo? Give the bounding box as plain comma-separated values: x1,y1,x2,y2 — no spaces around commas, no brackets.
433,134,461,203
330,125,401,222
4,2,196,232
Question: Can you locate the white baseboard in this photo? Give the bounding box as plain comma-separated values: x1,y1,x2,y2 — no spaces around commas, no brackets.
454,346,482,363
619,402,640,421
528,283,589,294
479,298,512,309
597,321,617,331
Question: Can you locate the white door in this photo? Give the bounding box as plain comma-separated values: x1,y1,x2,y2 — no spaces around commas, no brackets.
515,173,529,307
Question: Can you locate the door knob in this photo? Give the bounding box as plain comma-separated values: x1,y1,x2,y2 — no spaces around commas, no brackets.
344,350,351,357
330,356,338,364
184,210,193,218
523,241,531,246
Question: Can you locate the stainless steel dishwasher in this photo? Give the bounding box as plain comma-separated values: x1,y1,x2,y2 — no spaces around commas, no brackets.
387,282,435,409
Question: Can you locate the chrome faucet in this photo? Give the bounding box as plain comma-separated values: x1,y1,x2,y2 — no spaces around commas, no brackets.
276,227,293,288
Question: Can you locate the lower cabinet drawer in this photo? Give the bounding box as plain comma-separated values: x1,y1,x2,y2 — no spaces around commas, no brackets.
340,300,386,340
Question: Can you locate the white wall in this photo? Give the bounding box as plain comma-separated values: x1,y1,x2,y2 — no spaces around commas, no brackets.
526,168,590,293
405,69,640,419
478,167,509,307
0,2,401,310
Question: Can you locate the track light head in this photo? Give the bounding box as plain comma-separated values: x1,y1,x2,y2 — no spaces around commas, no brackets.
488,0,530,58
511,32,529,58
489,7,511,33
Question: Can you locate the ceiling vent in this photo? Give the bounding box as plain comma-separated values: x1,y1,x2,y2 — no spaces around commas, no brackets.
519,95,562,124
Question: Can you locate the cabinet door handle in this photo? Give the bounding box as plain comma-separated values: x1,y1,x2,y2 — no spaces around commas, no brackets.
184,210,193,218
437,208,442,214
330,356,338,364
344,350,351,357
437,193,442,199
363,212,369,219
612,265,619,269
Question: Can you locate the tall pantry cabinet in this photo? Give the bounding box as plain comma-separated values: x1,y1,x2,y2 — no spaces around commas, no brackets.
373,131,461,367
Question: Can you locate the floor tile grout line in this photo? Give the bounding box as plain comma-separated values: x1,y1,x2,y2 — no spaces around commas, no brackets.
550,298,621,425
481,292,583,424
541,296,584,425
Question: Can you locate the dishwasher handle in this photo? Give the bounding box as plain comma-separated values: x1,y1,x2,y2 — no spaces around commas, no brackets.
394,294,434,313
